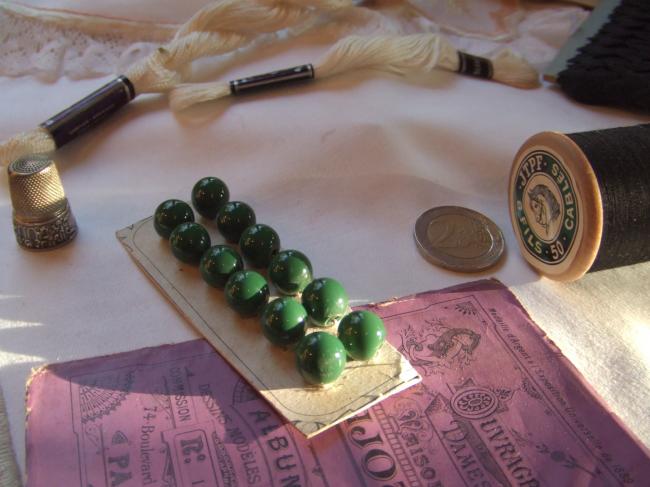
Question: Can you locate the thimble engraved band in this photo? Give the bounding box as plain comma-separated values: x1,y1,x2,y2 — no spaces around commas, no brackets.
13,202,77,250
8,154,78,250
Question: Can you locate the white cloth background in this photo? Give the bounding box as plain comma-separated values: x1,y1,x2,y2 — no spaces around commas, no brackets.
1,0,649,478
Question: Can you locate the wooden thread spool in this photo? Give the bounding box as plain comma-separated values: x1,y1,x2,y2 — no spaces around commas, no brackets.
508,124,650,281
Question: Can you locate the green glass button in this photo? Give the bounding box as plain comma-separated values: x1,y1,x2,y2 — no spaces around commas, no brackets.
216,201,256,243
268,250,313,295
295,332,347,385
239,224,280,268
154,199,194,239
200,245,243,288
301,278,349,327
260,297,307,346
225,270,269,316
192,177,230,219
338,310,386,361
169,222,211,264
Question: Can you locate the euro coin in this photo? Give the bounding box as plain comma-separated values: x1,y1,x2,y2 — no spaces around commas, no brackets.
414,206,505,272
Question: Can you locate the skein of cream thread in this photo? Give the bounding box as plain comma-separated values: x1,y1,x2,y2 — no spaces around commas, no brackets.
124,0,352,95
0,0,353,167
168,33,540,111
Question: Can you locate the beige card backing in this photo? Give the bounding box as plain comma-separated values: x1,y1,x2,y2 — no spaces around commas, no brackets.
116,216,420,438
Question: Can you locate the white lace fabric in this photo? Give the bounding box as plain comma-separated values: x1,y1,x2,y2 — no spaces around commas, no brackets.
0,0,588,83
0,2,176,81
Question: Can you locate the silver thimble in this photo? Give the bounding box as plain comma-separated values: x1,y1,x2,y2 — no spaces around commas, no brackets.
8,154,77,250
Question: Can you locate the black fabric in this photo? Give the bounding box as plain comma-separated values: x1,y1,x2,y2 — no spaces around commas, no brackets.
557,0,650,112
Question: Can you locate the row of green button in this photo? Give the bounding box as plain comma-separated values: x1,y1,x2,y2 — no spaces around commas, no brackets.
153,177,386,385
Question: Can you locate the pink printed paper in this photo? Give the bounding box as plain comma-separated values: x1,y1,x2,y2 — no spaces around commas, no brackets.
25,280,650,486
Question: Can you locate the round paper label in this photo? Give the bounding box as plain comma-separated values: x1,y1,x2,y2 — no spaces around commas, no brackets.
513,150,579,265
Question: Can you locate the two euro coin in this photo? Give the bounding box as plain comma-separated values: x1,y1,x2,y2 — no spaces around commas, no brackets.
414,206,505,272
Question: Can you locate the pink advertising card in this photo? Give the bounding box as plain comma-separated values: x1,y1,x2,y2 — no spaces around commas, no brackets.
25,280,650,486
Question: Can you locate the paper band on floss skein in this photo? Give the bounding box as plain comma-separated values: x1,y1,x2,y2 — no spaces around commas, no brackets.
509,124,650,281
40,76,135,148
0,0,353,166
230,64,315,94
169,33,539,111
456,52,493,79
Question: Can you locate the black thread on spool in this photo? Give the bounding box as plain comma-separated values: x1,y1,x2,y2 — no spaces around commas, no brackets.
566,124,650,272
40,76,136,148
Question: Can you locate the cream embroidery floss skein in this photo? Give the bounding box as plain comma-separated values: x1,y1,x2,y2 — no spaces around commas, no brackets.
169,33,540,111
0,0,353,166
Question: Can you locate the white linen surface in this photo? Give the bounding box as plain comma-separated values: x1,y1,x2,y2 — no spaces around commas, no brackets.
1,0,649,477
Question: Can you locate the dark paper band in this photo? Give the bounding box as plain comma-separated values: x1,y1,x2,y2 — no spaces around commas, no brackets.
457,52,493,79
40,76,136,148
229,64,314,95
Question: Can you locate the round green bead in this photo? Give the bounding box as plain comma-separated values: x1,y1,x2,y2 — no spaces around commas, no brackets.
295,332,347,385
260,297,307,346
200,245,243,288
338,310,386,361
301,278,349,327
154,199,194,239
192,177,229,219
239,224,280,268
225,270,270,316
268,250,313,295
216,201,256,243
169,222,211,264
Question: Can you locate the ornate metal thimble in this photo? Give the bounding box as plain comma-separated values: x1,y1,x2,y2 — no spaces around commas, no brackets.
8,154,77,250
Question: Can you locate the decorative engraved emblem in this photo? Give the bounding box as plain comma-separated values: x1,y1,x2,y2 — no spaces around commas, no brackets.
521,377,542,400
78,370,134,423
232,378,258,404
392,396,435,444
511,429,603,478
450,387,499,420
399,319,481,376
528,184,561,236
454,301,478,316
111,431,129,445
429,216,492,252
